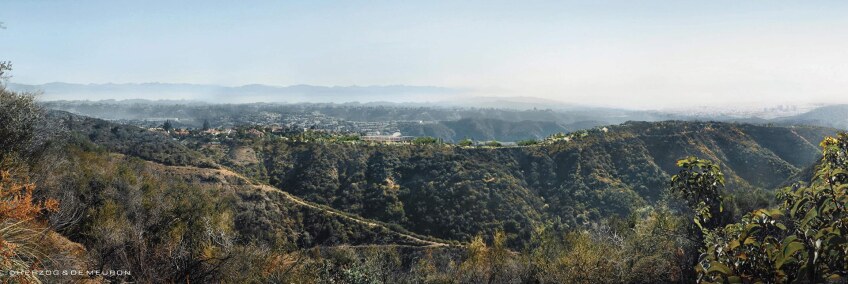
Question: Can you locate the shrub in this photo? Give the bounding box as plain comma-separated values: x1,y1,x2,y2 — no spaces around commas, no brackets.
0,166,59,282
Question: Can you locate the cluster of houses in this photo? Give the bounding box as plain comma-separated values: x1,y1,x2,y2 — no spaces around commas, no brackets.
148,122,425,145
361,131,414,142
143,118,611,147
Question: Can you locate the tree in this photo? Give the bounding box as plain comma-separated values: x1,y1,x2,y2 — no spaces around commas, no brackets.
485,141,502,147
0,69,61,281
696,133,848,283
458,138,474,147
669,156,728,231
0,64,47,161
412,136,438,145
667,157,735,283
0,61,10,84
163,120,173,132
202,119,211,131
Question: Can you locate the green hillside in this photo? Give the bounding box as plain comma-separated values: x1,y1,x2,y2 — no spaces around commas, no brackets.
5,102,843,282
54,112,837,248
200,121,837,246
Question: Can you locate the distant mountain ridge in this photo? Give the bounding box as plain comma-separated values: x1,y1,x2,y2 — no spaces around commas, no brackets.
9,82,465,104
10,82,618,110
774,104,848,130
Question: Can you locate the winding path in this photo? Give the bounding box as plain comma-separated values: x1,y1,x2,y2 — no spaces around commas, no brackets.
159,161,452,248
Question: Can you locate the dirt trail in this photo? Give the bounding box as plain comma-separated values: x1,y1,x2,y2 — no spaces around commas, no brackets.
160,162,451,248
790,129,821,150
255,184,449,247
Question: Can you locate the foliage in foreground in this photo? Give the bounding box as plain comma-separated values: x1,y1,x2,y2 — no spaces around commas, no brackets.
0,77,69,283
0,166,60,283
677,134,848,283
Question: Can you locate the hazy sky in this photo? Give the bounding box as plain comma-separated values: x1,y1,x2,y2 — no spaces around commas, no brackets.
2,1,848,108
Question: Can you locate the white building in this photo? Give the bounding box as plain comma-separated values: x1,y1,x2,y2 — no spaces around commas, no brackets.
362,132,414,142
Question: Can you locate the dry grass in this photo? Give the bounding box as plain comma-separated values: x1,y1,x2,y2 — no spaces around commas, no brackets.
0,168,59,283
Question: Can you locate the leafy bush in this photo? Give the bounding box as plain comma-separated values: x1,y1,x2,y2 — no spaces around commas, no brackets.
484,141,502,147
683,133,848,283
458,139,474,147
412,136,439,145
0,87,48,161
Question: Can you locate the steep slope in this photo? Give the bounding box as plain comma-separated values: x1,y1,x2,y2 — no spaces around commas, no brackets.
45,113,454,251
144,157,452,248
50,148,452,252
248,121,837,246
56,113,838,248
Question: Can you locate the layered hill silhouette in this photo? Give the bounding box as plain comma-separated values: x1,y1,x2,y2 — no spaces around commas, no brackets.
55,112,838,247
776,104,848,130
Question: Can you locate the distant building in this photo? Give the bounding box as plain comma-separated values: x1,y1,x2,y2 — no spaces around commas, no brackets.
147,127,167,135
362,132,414,143
142,117,180,122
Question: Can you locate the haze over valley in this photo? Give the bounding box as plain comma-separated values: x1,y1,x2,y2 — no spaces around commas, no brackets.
4,1,848,283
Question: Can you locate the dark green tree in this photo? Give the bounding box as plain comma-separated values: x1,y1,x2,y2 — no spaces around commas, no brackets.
0,63,46,161
363,152,406,223
162,120,173,132
412,136,438,145
670,156,728,231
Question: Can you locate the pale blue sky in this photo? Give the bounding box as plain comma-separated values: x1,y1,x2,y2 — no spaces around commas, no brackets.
2,1,848,108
